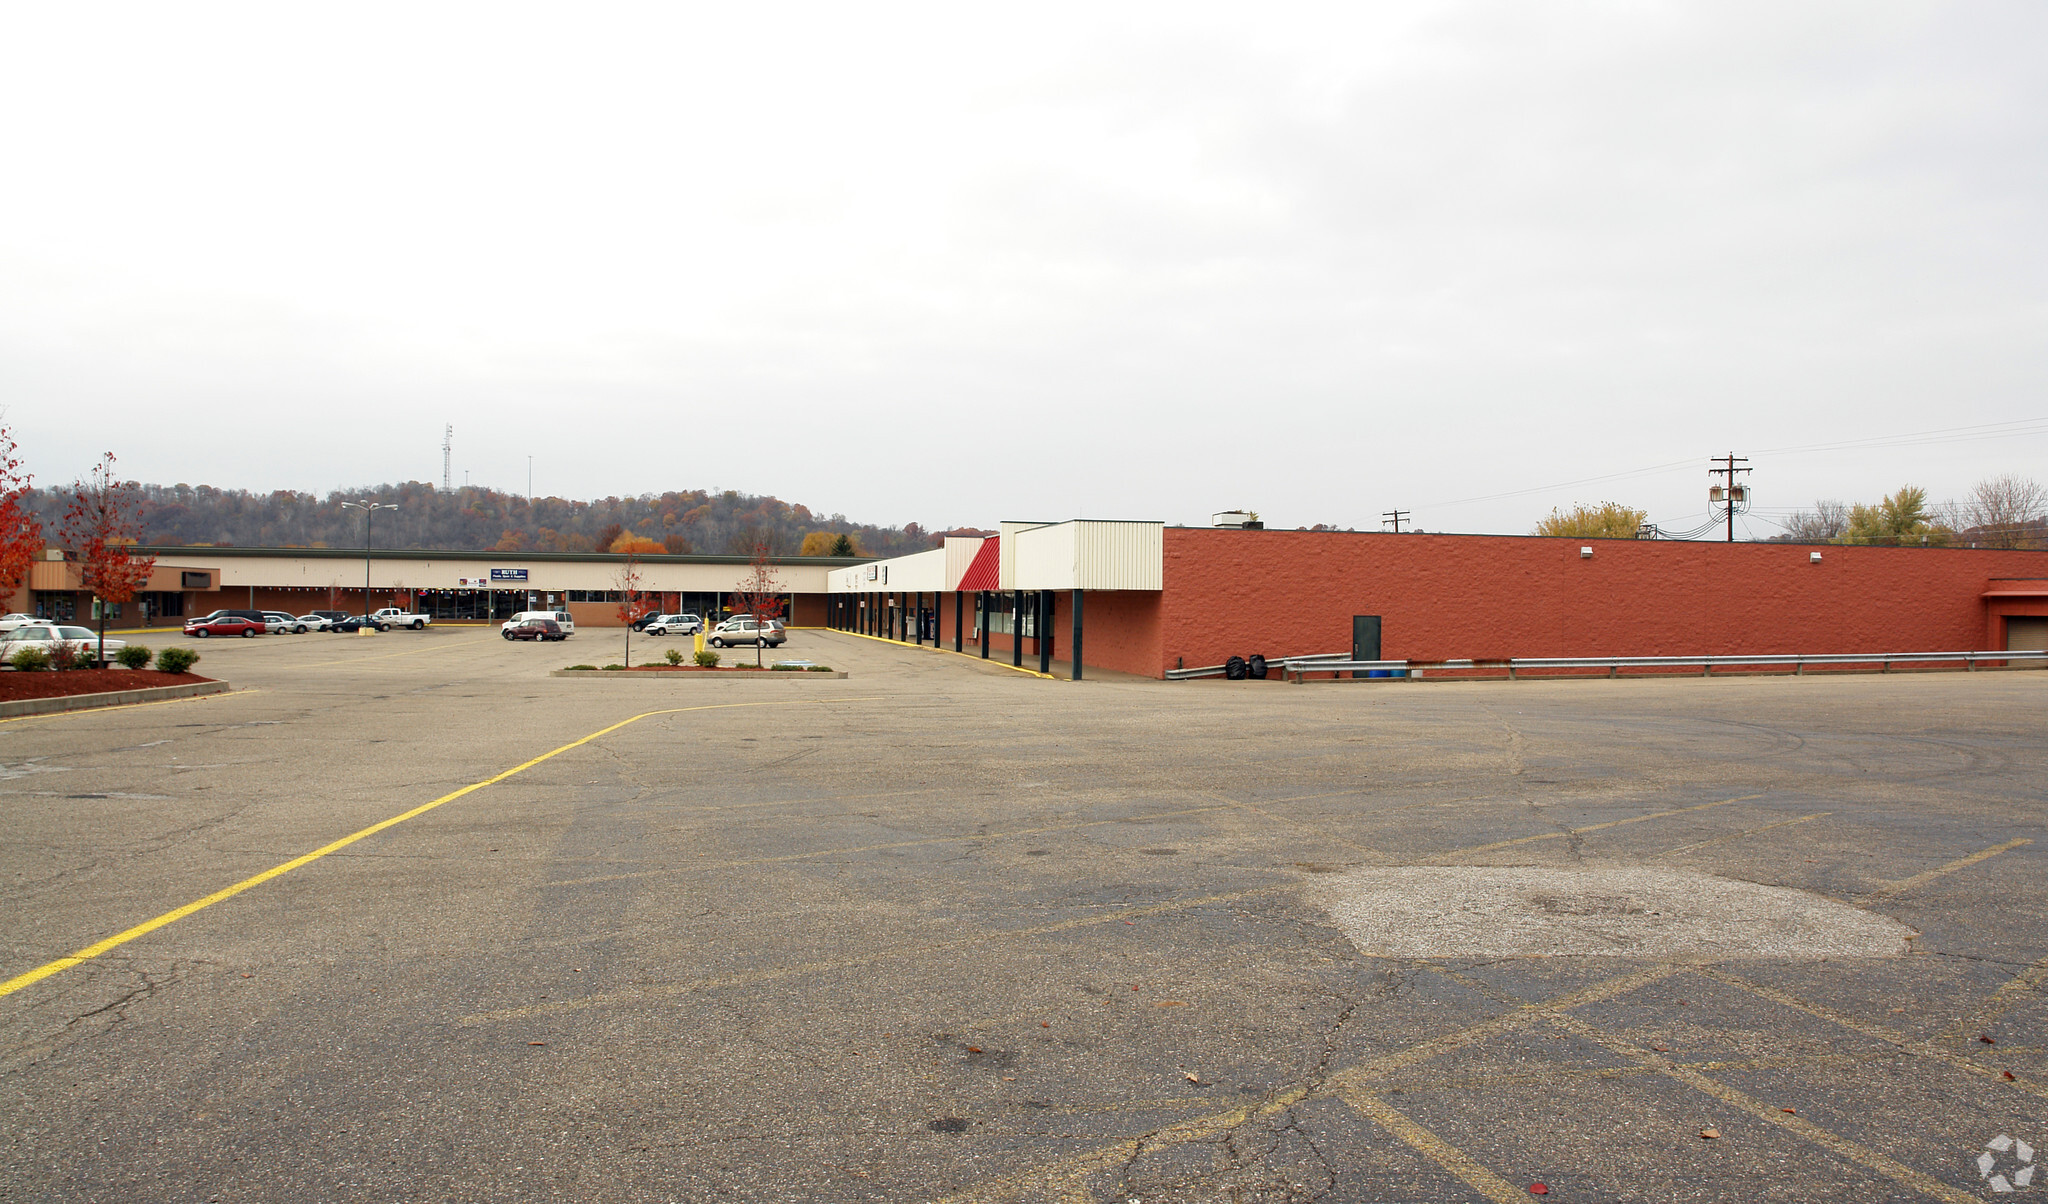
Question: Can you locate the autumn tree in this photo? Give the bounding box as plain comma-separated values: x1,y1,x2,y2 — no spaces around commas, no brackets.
1946,474,2046,549
609,532,665,555
661,533,692,555
727,538,785,667
61,452,157,664
1778,500,1849,542
1533,502,1647,539
1839,486,1949,546
0,424,41,604
829,532,861,557
614,552,646,666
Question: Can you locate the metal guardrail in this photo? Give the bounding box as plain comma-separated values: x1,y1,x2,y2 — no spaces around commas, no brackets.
1274,650,2048,682
1165,652,1349,680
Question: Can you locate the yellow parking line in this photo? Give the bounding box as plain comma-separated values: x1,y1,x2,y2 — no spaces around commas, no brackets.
1551,1014,1982,1204
1658,811,1833,857
826,628,1058,680
1433,793,1766,861
1860,837,2032,901
1942,954,2048,1044
936,964,1686,1203
1341,1090,1523,1203
0,696,878,1001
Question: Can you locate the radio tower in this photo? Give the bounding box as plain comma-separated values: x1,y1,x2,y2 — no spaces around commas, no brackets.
441,424,454,491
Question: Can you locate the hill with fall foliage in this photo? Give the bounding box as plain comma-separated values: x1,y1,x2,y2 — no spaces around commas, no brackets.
21,481,989,559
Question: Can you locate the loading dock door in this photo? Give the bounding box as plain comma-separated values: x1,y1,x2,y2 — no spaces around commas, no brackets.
1353,615,1381,680
2008,617,2048,652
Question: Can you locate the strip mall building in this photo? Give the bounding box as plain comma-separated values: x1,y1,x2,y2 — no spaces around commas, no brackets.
12,521,2046,677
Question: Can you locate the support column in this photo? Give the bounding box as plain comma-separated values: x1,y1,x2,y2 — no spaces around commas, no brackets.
979,593,990,659
1037,590,1052,675
1071,588,1083,681
915,591,925,645
954,592,963,653
1011,590,1024,668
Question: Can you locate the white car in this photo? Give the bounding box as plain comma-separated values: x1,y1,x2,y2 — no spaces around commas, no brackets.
1,624,127,659
643,613,702,636
294,614,335,632
0,613,41,633
263,612,301,634
501,610,576,636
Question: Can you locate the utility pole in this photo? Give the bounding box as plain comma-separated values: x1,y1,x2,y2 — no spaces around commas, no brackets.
1708,453,1751,543
1382,509,1409,533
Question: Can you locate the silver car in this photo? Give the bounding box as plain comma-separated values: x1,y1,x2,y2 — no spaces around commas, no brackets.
707,617,786,648
643,613,702,636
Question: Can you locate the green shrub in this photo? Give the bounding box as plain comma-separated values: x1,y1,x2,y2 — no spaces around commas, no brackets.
770,663,800,671
602,663,624,671
115,645,153,670
155,647,200,674
807,665,834,672
9,645,50,671
665,648,685,666
694,649,721,668
564,663,597,671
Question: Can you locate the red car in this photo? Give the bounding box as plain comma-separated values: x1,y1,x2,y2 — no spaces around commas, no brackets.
184,616,264,638
503,618,566,642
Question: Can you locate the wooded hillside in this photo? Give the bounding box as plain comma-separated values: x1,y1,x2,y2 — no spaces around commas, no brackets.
20,481,962,558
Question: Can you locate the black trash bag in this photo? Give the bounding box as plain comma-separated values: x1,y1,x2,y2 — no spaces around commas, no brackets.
1224,655,1247,680
1247,653,1268,679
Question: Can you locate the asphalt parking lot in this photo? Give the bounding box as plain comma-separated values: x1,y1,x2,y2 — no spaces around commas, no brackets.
2,625,2044,1203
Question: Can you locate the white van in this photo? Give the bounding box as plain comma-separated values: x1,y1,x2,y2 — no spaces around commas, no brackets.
502,610,575,636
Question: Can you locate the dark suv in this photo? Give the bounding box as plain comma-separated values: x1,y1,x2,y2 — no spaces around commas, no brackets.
503,618,566,642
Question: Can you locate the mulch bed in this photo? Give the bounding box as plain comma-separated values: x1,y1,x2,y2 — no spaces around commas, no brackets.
597,665,810,672
0,670,215,703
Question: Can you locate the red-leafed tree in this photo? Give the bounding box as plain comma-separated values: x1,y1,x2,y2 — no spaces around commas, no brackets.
615,552,645,667
727,538,785,667
61,452,156,664
0,424,41,607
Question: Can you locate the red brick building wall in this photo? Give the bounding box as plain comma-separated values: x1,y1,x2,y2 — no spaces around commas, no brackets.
1153,529,2048,678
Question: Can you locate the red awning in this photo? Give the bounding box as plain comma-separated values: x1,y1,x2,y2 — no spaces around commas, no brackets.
956,538,1000,592
1984,582,2048,598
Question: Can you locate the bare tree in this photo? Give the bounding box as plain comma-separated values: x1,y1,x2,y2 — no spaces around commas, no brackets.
1945,474,2047,549
1780,500,1849,542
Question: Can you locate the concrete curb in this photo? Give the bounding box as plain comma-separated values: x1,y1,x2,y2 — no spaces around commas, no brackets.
549,669,848,680
0,679,231,718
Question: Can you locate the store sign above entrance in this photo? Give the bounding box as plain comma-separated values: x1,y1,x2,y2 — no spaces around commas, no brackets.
490,568,529,582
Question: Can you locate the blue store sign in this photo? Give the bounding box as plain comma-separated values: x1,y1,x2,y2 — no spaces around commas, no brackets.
490,568,529,582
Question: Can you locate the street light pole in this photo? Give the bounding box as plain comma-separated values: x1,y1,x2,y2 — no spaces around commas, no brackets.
340,500,399,622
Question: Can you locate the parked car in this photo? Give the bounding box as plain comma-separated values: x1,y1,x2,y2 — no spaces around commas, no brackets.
708,617,786,648
294,614,336,632
0,613,42,633
185,614,264,634
309,610,352,623
329,615,372,633
503,618,567,642
263,612,301,634
1,624,127,659
185,616,264,638
629,610,666,631
192,609,267,625
501,610,575,636
643,613,702,636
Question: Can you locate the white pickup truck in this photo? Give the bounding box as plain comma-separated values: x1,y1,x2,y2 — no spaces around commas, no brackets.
369,607,432,631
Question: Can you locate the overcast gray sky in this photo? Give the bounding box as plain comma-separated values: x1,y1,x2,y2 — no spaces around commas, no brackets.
3,1,2043,537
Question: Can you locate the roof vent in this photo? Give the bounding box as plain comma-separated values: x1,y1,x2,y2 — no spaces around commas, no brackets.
1213,510,1264,530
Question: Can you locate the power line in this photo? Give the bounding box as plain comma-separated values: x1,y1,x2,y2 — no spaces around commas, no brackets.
1423,415,2047,514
